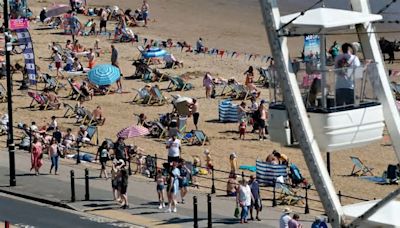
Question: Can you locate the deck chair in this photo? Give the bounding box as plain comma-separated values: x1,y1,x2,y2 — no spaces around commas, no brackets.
276,182,304,205
43,74,66,93
350,156,374,176
67,79,87,101
148,86,167,105
191,130,208,146
256,67,271,85
28,91,49,110
132,87,150,104
63,103,76,118
167,76,193,91
75,107,88,124
0,83,7,102
85,125,99,145
231,84,251,100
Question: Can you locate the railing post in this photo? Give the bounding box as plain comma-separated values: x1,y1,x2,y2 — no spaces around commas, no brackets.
304,187,310,214
70,170,75,202
85,168,90,201
29,128,32,153
76,145,81,164
272,179,277,207
241,171,244,181
338,190,342,203
211,167,216,194
207,194,212,228
154,154,158,181
193,196,198,228
128,156,132,176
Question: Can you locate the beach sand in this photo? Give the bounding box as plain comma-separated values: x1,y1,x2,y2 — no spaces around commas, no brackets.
2,0,399,214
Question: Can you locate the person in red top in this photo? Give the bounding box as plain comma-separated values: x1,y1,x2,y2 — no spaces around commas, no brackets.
31,138,43,175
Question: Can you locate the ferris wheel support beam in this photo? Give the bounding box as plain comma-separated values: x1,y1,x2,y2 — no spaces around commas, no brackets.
259,1,344,227
350,0,400,164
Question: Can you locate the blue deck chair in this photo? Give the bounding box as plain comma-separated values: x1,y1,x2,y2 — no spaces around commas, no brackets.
86,125,99,145
192,130,208,146
132,87,150,104
350,156,374,176
148,86,167,105
44,74,66,93
167,76,193,91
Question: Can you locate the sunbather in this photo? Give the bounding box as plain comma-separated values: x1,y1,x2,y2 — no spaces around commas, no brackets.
163,54,183,69
77,125,90,143
42,88,61,109
244,66,257,92
80,81,93,100
62,128,76,153
92,106,106,125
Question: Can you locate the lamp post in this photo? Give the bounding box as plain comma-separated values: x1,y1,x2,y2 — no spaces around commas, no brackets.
4,0,16,187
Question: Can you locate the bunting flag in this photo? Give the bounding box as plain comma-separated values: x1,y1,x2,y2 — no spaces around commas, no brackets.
16,28,37,85
219,50,225,58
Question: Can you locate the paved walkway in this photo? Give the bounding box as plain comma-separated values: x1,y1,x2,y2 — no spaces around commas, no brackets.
0,150,319,227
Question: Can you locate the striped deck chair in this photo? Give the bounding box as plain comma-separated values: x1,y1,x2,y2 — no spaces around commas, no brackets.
28,91,49,110
0,83,7,102
256,160,288,187
85,125,99,145
256,67,270,84
167,76,193,91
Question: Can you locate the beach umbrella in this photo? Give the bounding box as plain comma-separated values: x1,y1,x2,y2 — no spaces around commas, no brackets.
87,64,120,86
46,4,71,18
117,125,150,139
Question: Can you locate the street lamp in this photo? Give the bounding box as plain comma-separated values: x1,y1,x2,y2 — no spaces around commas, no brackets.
4,0,16,187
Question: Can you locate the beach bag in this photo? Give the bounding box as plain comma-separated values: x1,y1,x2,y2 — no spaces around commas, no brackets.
234,204,240,218
289,163,303,185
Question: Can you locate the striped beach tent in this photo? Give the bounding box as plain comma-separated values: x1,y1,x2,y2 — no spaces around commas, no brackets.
256,160,288,187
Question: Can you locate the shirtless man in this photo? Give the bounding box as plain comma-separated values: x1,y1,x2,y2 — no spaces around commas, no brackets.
190,99,199,130
92,106,106,125
257,103,267,141
43,88,61,109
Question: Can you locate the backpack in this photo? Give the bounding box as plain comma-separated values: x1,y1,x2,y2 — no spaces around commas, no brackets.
289,163,303,185
180,166,188,178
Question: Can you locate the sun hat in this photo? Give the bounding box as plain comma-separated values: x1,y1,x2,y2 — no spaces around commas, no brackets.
230,152,237,158
80,125,85,129
204,149,210,155
283,207,292,213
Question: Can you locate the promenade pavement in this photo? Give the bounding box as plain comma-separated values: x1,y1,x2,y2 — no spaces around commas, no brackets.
0,149,319,227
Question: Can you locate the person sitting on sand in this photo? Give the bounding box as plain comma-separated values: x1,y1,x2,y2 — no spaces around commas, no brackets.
163,54,183,69
273,150,289,165
65,39,74,50
196,37,206,53
176,41,192,52
72,57,83,72
42,88,61,109
92,106,106,125
227,172,239,196
137,113,152,128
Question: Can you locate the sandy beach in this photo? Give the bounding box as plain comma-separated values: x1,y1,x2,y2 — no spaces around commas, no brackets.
2,0,400,214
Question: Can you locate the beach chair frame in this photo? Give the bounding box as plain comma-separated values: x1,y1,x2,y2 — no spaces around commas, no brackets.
44,74,66,93
28,92,50,110
350,156,374,176
277,182,304,206
85,125,99,146
63,103,76,118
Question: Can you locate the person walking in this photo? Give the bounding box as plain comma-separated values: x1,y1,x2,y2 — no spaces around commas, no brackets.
118,164,129,209
141,0,149,27
30,138,43,175
280,207,292,228
48,138,59,175
156,169,166,209
178,159,190,204
87,48,96,69
96,141,110,179
288,214,303,228
111,159,120,201
249,175,261,221
237,178,253,224
190,98,200,130
203,73,213,99
111,45,122,93
166,135,181,163
114,137,127,161
166,162,180,213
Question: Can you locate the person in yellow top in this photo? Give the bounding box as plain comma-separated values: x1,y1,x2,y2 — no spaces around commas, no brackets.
273,150,289,165
230,152,238,173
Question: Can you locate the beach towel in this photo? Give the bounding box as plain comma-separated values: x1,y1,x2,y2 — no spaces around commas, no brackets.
359,176,388,184
239,165,256,172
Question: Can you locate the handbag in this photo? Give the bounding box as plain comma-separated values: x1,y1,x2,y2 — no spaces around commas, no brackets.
234,204,240,218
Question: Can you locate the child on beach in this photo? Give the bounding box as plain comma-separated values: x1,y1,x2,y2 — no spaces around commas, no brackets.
204,149,213,172
156,169,166,209
239,119,246,140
